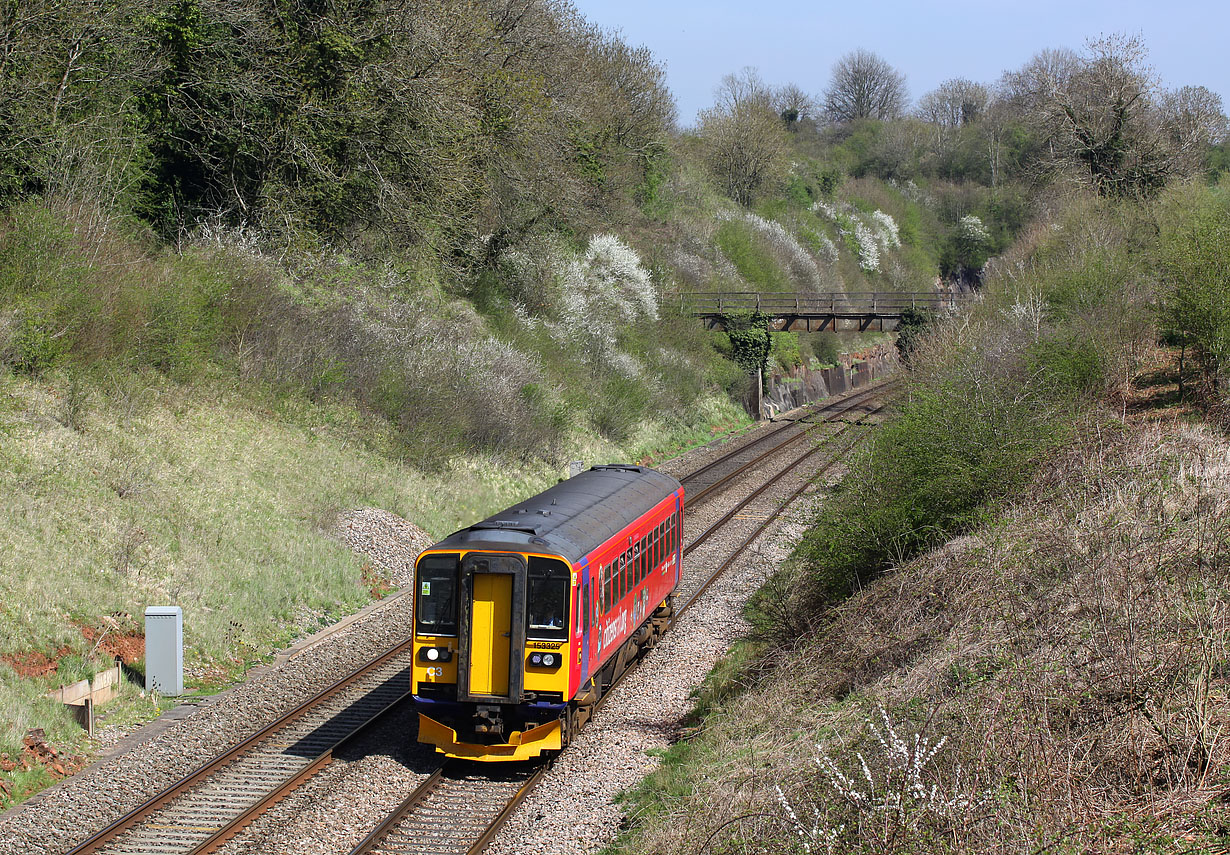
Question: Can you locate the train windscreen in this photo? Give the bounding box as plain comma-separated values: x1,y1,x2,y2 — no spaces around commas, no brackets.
416,554,459,635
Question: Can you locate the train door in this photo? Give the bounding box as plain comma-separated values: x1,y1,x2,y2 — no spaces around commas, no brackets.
675,497,683,585
470,574,511,695
458,553,526,703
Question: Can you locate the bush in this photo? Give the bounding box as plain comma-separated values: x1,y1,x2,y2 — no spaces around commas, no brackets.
714,218,789,290
793,372,1072,606
1157,181,1230,407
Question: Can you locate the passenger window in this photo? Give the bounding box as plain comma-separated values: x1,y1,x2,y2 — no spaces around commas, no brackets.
527,557,569,640
583,580,590,631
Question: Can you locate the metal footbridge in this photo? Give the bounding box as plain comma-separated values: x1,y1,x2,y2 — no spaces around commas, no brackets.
671,291,963,332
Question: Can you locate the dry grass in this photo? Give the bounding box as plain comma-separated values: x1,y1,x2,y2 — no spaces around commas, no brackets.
617,418,1230,854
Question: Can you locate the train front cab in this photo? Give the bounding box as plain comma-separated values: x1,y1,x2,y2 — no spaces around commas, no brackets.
413,549,574,762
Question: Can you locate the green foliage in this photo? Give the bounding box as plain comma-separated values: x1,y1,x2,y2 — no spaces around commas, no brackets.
1209,142,1230,183
719,311,771,376
590,374,651,443
1028,332,1105,393
6,308,70,374
785,176,813,206
635,144,673,220
793,379,1071,605
769,331,801,370
0,0,675,254
816,165,843,197
714,219,788,290
893,307,931,365
939,215,991,279
1157,182,1230,399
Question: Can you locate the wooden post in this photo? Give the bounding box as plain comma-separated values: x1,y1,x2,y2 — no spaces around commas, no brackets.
755,365,764,421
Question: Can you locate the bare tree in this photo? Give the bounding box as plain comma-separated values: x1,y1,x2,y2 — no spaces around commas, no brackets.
1159,85,1229,165
697,68,790,205
773,83,818,130
997,47,1080,113
917,78,990,127
1019,34,1226,196
822,49,908,123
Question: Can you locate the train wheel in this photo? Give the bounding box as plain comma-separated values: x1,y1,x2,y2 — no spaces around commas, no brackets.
563,706,581,747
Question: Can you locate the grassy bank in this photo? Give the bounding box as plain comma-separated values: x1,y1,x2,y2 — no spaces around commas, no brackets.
614,414,1230,853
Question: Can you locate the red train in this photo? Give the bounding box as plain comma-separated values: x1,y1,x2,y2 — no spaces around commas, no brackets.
411,465,684,761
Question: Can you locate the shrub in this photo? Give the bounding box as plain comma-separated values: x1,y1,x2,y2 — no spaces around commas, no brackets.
1157,181,1230,407
794,374,1071,605
770,332,801,370
893,306,931,365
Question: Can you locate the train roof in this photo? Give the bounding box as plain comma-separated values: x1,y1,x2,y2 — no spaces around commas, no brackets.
427,465,682,565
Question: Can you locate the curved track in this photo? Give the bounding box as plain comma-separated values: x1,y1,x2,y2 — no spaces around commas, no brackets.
347,383,894,855
681,380,891,507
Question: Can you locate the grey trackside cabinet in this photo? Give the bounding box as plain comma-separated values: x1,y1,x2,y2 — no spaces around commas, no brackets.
144,606,184,696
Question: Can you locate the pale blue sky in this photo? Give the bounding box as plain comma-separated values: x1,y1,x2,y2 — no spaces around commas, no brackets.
571,1,1229,127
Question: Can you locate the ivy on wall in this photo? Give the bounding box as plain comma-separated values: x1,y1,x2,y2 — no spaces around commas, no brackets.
721,310,771,378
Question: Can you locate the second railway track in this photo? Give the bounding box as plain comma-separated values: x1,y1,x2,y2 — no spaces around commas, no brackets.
65,643,418,855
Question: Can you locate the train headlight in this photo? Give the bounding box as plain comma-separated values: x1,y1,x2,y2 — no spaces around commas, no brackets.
528,650,562,669
418,646,452,663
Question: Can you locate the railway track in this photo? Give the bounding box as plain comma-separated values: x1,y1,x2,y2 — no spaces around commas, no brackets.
64,642,417,855
681,379,893,507
347,384,894,855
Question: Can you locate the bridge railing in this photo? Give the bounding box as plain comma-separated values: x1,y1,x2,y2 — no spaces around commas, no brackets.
667,291,963,316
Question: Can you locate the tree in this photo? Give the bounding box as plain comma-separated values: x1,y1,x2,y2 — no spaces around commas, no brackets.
773,83,818,130
823,49,908,123
696,68,790,205
917,78,990,127
1008,35,1227,197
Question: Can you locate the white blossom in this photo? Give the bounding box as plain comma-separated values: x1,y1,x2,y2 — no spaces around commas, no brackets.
871,210,900,249
959,214,991,244
853,221,881,271
502,233,656,377
814,706,976,830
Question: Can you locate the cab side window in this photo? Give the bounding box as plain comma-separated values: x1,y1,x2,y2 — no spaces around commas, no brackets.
527,556,570,641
